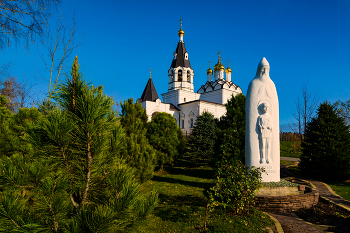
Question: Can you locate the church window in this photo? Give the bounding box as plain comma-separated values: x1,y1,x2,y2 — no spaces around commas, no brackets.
187,71,191,82
181,119,184,129
190,118,193,128
184,98,186,102
178,70,182,81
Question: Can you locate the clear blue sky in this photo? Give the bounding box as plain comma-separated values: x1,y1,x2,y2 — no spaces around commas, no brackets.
2,0,350,131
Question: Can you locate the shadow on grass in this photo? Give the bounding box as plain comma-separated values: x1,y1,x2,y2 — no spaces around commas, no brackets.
166,166,216,180
152,175,213,190
155,193,207,222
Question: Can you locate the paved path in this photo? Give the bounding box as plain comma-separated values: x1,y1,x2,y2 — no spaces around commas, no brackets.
281,166,350,210
272,165,350,232
280,156,300,162
269,212,323,233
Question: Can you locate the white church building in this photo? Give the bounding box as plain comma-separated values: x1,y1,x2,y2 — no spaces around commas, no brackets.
138,21,242,136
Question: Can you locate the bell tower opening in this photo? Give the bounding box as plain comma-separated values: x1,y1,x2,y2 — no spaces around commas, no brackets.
178,70,183,81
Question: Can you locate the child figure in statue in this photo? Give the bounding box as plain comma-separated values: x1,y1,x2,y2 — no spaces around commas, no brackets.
258,102,272,164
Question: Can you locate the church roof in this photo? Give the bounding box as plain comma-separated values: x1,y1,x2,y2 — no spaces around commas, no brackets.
140,78,159,102
178,99,224,106
170,42,191,68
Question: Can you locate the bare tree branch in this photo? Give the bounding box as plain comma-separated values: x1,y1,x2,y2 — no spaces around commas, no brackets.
37,13,83,101
0,0,61,50
289,82,319,141
334,100,350,126
0,63,35,111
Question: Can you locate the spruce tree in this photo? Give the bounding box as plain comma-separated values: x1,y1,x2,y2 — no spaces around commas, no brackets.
186,111,217,162
147,112,184,170
216,93,246,163
119,98,157,182
0,57,158,232
300,101,350,181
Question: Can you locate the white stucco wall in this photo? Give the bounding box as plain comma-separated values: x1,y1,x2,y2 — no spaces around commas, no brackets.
178,100,226,135
161,89,200,107
141,99,178,122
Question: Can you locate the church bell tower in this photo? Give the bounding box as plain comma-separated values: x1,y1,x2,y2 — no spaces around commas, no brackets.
168,18,194,92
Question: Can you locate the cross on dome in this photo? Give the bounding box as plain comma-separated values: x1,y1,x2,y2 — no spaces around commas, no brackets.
178,18,185,39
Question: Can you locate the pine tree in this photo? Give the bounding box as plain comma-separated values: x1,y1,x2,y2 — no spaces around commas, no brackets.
0,95,13,156
216,93,246,163
119,98,157,182
300,101,350,181
0,95,41,157
147,112,184,170
186,111,217,162
0,57,158,232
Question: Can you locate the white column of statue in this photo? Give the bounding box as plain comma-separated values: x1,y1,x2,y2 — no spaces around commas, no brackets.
245,57,280,182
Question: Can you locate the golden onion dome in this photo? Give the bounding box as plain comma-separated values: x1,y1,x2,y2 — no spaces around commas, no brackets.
214,63,219,71
214,62,224,71
207,67,213,75
178,28,185,36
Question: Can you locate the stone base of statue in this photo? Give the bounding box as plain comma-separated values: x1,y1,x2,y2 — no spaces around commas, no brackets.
245,57,280,182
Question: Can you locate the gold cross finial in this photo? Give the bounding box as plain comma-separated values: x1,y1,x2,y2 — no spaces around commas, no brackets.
150,68,152,79
217,51,222,62
209,61,211,68
180,18,183,29
227,59,230,67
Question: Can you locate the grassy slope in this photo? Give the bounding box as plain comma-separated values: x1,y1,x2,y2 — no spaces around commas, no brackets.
326,182,350,201
287,165,350,201
280,160,295,165
134,158,274,232
280,141,301,158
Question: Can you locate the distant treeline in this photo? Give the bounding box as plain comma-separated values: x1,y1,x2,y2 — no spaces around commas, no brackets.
280,132,303,141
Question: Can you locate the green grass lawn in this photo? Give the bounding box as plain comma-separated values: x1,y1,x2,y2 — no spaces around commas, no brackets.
280,160,296,166
133,157,274,232
326,182,350,201
280,141,301,158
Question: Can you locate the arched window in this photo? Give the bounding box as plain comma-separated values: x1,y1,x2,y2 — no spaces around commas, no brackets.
190,118,194,128
171,70,174,82
187,71,191,82
178,70,182,81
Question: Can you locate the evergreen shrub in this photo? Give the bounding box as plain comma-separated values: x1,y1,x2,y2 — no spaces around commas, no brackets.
119,98,157,182
186,111,217,162
300,102,350,181
209,159,263,215
216,93,246,163
147,112,184,170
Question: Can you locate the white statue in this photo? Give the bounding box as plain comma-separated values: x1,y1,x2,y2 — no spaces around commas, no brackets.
258,102,272,164
245,57,280,182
